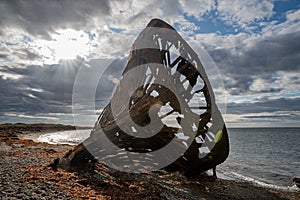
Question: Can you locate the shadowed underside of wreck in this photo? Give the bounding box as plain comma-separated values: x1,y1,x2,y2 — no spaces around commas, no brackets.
53,19,229,176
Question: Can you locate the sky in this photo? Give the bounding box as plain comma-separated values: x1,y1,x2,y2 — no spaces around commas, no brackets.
0,0,299,128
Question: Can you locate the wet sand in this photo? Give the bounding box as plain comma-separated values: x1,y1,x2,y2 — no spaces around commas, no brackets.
0,128,299,199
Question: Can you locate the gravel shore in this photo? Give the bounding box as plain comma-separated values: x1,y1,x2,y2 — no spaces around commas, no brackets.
0,130,299,199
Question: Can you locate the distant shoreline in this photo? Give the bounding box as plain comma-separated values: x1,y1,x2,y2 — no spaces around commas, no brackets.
228,127,300,129
0,123,92,135
1,123,299,133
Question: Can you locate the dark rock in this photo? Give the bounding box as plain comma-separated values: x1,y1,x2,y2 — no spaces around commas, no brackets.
48,157,60,170
293,177,300,188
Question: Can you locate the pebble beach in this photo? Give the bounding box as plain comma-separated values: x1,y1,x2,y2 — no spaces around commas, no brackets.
0,124,299,199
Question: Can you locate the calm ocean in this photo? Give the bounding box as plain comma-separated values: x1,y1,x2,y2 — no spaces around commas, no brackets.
35,127,300,191
219,127,300,191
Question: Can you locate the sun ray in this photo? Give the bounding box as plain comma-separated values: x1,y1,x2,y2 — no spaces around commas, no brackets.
35,29,95,64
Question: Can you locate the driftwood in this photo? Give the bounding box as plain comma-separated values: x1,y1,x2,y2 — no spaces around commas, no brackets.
53,19,229,176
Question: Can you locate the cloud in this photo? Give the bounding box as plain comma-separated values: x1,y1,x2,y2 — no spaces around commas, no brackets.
227,97,300,115
217,0,274,28
188,16,300,95
184,6,300,127
225,97,300,127
0,1,299,127
179,0,216,19
0,54,7,59
262,9,300,36
286,8,300,21
225,110,300,127
0,0,220,43
0,0,111,39
0,57,126,125
219,31,300,95
12,48,42,61
4,112,59,120
0,0,217,65
0,59,82,116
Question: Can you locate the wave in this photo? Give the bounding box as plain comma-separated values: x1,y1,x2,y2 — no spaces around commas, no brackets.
36,130,90,145
220,171,299,192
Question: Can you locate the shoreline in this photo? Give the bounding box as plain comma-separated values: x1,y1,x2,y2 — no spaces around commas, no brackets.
0,128,299,199
15,131,300,193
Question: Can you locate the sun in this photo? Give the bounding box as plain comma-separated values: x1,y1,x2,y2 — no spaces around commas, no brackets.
52,29,91,60
37,29,93,63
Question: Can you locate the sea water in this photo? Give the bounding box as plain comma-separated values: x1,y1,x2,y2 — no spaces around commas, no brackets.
35,127,300,191
36,129,91,145
219,127,300,191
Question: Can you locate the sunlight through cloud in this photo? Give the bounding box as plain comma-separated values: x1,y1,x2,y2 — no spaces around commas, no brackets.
37,29,93,63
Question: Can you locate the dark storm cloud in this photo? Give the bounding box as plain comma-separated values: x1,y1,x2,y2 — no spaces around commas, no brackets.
0,63,79,115
0,57,125,118
238,32,300,72
0,0,111,38
209,31,300,94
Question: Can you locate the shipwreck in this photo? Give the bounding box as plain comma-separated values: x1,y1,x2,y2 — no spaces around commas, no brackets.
52,19,229,177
